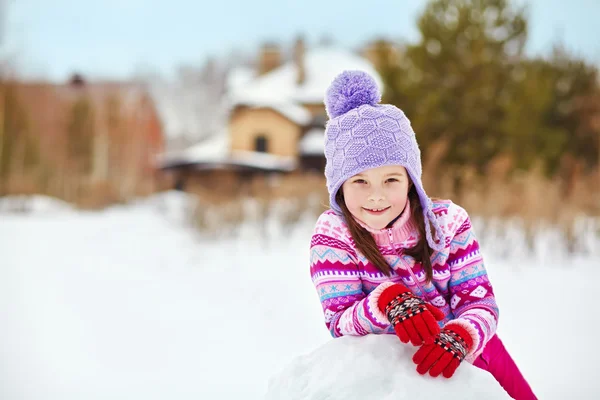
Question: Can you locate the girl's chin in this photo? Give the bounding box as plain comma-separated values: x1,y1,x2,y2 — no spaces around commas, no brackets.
361,217,390,230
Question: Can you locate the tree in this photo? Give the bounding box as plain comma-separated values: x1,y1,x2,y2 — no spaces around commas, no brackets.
545,47,600,172
502,48,600,175
67,97,95,177
0,82,39,192
380,0,527,171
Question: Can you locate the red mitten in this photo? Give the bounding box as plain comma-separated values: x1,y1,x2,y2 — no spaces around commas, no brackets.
412,323,474,378
377,284,445,346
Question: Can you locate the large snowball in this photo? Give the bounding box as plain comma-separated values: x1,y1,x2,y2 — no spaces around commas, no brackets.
266,335,510,400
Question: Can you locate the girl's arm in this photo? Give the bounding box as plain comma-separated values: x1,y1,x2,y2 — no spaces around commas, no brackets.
310,218,395,338
444,205,499,361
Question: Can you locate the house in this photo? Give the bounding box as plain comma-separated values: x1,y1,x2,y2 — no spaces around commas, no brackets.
2,75,165,204
159,39,383,197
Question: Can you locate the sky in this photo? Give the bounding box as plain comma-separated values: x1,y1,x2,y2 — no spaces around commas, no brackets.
4,0,600,82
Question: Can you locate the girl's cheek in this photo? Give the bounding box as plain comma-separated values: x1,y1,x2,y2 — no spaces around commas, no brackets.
389,191,407,203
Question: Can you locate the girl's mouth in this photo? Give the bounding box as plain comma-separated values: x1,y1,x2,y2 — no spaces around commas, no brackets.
363,206,390,215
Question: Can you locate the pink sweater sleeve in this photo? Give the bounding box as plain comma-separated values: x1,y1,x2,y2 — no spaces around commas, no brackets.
309,212,394,337
443,205,499,361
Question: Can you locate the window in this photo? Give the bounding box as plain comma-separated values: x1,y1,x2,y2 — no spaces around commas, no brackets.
311,113,327,128
255,135,268,152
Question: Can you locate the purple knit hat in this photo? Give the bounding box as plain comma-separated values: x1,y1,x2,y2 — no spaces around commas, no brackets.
323,70,445,252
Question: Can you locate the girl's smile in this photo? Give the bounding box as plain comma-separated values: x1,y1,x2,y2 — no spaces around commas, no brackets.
362,206,391,215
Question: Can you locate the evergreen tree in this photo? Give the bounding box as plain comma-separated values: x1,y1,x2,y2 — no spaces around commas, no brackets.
382,0,527,170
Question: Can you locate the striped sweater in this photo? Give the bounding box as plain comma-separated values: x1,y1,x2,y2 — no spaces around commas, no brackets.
309,199,499,362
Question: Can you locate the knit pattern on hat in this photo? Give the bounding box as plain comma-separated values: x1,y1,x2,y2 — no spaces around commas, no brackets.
323,70,445,252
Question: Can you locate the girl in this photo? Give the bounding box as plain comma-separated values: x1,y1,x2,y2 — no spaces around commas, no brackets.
310,70,537,399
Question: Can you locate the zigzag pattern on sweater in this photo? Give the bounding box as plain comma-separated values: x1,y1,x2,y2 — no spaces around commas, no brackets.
310,248,356,265
430,249,451,267
354,252,406,270
449,230,477,252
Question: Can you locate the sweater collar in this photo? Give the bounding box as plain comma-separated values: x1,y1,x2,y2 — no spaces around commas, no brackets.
354,200,418,246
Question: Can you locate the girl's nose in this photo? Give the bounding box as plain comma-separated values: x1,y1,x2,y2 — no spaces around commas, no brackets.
368,189,385,202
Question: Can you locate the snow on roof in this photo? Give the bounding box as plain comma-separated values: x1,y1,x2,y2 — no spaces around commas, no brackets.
299,128,325,155
157,134,296,172
239,102,312,125
226,66,256,92
158,133,229,167
229,47,382,107
228,150,296,171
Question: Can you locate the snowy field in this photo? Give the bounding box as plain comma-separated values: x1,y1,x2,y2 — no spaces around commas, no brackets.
1,192,599,399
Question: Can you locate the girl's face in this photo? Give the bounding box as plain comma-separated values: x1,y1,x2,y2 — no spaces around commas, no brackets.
341,165,410,230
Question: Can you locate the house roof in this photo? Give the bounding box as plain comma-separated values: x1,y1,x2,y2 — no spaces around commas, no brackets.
158,134,296,172
159,133,229,166
228,46,382,109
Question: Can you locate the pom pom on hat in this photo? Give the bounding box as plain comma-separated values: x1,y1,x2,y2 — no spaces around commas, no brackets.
324,70,381,119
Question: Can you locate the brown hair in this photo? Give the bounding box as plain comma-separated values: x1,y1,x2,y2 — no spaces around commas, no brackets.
335,185,434,281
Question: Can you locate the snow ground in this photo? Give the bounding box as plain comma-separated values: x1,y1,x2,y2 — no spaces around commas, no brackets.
0,193,598,399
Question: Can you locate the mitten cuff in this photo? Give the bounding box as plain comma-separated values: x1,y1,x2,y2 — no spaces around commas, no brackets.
376,282,411,313
444,320,478,357
368,281,397,324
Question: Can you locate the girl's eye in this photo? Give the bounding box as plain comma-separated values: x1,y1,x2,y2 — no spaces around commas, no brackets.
386,178,398,183
354,179,367,184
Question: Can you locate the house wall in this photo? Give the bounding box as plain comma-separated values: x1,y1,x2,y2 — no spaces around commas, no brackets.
173,169,242,199
169,167,328,204
229,108,302,158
